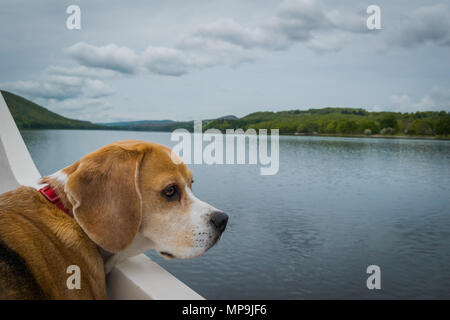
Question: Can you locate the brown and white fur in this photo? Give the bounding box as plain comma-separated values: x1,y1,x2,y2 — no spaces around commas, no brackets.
0,140,228,299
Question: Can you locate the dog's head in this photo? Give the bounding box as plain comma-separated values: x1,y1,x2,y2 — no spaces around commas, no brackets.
47,140,228,259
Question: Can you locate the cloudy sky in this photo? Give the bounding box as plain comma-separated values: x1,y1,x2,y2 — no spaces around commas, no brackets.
1,0,450,122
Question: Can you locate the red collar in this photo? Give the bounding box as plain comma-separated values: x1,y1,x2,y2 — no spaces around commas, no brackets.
39,185,70,216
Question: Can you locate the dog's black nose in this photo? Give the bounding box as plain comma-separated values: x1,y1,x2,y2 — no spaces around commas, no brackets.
210,212,228,232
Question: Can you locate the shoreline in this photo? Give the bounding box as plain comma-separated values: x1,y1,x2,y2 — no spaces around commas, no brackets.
289,133,450,141
19,127,450,141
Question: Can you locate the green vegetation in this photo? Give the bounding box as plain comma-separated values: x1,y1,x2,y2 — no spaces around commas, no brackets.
205,108,450,138
1,90,103,129
1,90,194,131
2,90,449,138
106,120,195,132
102,115,238,132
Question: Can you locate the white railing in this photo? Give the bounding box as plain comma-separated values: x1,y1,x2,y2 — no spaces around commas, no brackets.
0,91,203,300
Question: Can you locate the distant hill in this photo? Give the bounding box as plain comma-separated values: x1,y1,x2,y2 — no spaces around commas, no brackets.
215,115,238,121
4,90,447,137
1,90,103,130
101,115,239,132
205,107,450,137
104,120,195,132
100,120,175,127
0,90,240,132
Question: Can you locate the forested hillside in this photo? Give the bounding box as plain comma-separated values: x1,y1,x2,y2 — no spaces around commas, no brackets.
205,108,450,137
1,90,103,129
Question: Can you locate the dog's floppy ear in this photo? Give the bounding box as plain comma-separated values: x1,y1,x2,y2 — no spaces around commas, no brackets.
64,143,146,253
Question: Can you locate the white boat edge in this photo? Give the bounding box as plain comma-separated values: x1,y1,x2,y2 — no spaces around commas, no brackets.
0,91,204,300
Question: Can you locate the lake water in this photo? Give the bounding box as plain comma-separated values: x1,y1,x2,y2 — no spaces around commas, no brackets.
21,130,450,299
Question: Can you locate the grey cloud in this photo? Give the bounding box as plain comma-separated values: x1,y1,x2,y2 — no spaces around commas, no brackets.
191,18,276,50
272,0,332,41
305,31,349,54
65,39,256,77
11,1,447,85
60,0,372,78
188,0,369,53
325,8,369,34
1,77,83,101
391,86,450,112
429,86,450,105
66,0,450,79
176,34,258,68
2,0,449,122
37,97,115,122
1,74,114,101
66,42,140,74
181,1,450,57
386,4,450,48
46,65,120,79
142,46,190,76
82,79,115,98
65,43,193,76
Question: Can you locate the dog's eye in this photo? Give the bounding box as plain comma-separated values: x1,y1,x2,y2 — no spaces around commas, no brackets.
162,185,178,201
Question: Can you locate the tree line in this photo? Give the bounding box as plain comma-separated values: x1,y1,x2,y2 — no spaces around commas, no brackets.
205,108,450,137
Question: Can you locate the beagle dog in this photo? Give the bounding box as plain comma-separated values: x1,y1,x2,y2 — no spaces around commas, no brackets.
0,140,228,299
